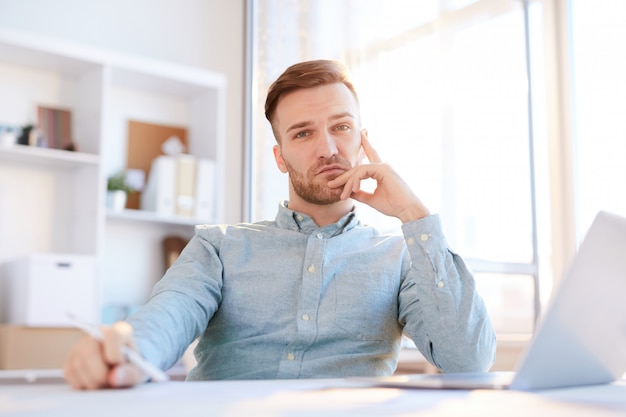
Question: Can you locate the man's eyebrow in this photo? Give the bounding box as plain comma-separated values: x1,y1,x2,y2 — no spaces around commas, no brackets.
286,120,313,133
286,112,356,133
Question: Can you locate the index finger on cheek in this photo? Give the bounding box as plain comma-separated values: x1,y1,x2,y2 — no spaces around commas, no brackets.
361,131,382,163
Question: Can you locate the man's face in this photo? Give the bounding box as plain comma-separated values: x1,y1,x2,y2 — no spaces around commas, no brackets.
272,83,364,205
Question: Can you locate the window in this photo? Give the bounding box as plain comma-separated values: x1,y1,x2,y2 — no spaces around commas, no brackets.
569,0,626,238
247,0,550,336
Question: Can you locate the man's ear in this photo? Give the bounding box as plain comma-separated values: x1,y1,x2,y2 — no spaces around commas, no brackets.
273,145,288,173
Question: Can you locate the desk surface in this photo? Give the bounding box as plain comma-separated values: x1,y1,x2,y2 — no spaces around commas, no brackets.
1,378,626,417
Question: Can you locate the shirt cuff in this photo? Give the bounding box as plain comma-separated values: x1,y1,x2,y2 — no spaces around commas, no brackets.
401,214,450,255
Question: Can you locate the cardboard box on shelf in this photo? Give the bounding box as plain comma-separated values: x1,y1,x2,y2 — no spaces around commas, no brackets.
0,325,83,369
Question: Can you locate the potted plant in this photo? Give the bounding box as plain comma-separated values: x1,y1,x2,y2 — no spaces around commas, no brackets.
106,172,136,211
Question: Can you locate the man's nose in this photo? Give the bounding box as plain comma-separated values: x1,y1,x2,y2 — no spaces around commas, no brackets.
318,131,338,159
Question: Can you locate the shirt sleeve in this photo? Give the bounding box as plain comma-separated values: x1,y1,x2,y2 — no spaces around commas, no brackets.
126,225,225,372
398,214,497,373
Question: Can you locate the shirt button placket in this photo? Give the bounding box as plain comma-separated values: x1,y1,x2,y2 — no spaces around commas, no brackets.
284,231,323,378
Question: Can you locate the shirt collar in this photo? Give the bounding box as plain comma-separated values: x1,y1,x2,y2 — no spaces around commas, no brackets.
275,200,360,236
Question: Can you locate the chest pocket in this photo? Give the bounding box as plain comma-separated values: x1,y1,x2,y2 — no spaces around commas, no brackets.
333,274,397,341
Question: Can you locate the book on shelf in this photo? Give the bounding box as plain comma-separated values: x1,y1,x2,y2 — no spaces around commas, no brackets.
36,105,75,150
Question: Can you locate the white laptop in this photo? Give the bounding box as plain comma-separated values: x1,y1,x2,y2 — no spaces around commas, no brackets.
366,210,626,391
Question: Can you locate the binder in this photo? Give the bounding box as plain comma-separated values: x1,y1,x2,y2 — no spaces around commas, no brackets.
141,156,177,216
176,155,197,217
194,159,216,222
141,155,214,220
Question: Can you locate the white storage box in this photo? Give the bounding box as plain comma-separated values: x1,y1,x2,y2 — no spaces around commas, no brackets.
1,253,98,327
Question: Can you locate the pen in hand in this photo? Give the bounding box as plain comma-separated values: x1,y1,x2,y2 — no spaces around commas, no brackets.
67,313,170,383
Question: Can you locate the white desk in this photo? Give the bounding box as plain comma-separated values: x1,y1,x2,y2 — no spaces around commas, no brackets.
1,377,626,417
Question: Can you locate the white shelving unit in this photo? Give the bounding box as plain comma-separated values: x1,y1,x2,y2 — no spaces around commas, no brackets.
0,28,227,321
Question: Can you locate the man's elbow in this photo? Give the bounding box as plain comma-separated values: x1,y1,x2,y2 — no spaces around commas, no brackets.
438,329,497,373
465,324,497,372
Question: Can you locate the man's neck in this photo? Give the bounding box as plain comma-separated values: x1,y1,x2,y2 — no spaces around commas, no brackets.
287,198,354,227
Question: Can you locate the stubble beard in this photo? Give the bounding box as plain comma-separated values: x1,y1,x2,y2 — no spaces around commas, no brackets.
284,157,351,205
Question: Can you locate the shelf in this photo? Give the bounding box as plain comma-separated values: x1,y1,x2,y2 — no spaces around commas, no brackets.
0,29,102,77
106,208,210,226
0,144,99,169
110,59,227,98
0,28,225,323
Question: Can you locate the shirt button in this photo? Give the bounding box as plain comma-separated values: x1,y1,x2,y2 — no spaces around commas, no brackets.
308,265,316,273
287,352,295,361
297,215,304,221
407,237,415,245
421,233,429,241
437,281,445,288
301,313,310,321
316,232,324,239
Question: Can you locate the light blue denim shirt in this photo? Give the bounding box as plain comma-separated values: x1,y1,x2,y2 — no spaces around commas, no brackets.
128,201,496,380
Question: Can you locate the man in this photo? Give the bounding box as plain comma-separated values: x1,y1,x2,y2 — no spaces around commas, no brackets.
64,59,496,389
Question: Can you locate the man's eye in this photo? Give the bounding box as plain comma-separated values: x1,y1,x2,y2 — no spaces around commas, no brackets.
335,124,350,131
295,131,310,138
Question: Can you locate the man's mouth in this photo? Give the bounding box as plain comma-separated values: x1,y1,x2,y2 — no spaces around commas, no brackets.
316,164,346,176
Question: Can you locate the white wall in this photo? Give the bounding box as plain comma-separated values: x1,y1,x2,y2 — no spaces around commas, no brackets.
0,0,246,223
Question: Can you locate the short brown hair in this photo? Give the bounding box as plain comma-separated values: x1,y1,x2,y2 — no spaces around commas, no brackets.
264,60,359,142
